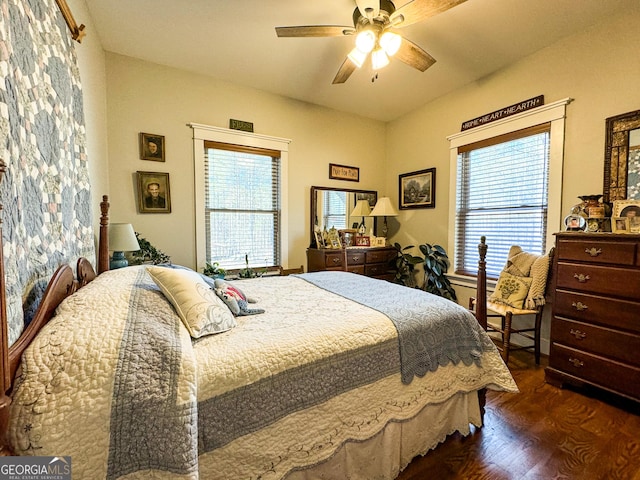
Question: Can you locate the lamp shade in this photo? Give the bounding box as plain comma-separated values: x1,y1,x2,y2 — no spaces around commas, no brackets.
350,199,371,217
369,197,398,217
109,223,140,252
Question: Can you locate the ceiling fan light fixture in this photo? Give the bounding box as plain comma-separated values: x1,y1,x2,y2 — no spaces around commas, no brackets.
355,29,376,53
379,31,401,56
347,47,368,68
371,48,389,70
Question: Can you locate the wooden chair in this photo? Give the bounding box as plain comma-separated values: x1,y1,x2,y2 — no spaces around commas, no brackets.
471,247,554,365
278,265,304,276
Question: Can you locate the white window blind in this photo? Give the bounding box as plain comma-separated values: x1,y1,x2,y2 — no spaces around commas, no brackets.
323,190,347,230
204,141,281,270
455,124,550,278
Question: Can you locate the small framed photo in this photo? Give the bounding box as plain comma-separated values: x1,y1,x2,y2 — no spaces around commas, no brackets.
399,168,435,209
326,227,342,249
314,230,325,248
139,132,165,162
136,171,171,213
611,217,630,233
355,235,370,247
373,237,386,247
613,200,640,232
564,214,586,231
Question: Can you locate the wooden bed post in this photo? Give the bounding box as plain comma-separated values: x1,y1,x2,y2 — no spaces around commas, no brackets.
0,160,11,452
475,236,488,330
98,195,110,274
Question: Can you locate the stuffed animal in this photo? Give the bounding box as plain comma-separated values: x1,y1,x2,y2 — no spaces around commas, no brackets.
213,279,264,316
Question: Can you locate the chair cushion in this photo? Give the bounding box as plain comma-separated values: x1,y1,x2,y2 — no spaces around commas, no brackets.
489,271,533,309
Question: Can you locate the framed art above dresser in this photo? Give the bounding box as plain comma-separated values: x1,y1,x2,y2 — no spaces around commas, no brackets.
545,232,640,403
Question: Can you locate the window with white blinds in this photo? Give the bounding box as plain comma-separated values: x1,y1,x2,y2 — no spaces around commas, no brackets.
204,141,280,270
323,190,347,230
455,124,550,278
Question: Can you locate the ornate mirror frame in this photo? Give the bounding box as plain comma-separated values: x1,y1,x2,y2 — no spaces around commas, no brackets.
603,109,640,203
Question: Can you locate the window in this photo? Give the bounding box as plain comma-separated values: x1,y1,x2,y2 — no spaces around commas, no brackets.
447,98,571,280
204,142,280,270
455,125,550,277
322,190,347,230
191,123,290,272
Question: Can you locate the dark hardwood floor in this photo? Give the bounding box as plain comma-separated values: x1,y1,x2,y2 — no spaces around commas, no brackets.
397,350,640,480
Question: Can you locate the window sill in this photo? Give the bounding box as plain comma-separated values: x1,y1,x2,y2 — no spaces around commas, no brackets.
448,273,497,292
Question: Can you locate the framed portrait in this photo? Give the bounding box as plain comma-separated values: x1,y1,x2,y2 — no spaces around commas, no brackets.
355,235,370,247
399,168,436,209
611,217,630,234
613,200,640,232
139,132,165,162
136,171,172,214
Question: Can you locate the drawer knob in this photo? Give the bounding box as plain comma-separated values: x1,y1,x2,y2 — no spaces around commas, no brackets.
331,257,340,264
568,357,584,368
571,301,589,312
569,328,586,340
584,247,602,257
352,256,361,262
573,273,590,283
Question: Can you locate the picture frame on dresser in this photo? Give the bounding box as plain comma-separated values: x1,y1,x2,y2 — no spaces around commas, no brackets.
611,217,630,233
612,199,640,232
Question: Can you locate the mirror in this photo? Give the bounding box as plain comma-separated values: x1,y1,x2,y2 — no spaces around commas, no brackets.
310,186,377,248
603,109,640,203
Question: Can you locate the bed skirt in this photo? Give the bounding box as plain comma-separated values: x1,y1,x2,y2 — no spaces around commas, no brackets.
286,391,481,480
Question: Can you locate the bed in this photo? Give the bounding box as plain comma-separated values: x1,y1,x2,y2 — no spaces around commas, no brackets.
0,195,516,479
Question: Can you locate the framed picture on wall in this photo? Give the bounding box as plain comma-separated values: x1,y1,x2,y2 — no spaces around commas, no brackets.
136,171,172,214
399,168,436,209
139,132,165,162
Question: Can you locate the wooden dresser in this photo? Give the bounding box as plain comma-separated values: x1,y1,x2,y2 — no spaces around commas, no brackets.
307,246,397,281
545,232,640,403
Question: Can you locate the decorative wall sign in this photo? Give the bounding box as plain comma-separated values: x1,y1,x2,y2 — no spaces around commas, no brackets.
329,163,359,182
461,95,544,131
399,168,436,209
229,119,254,132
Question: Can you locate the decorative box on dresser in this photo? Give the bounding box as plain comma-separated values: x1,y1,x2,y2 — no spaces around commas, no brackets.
307,246,397,281
545,232,640,403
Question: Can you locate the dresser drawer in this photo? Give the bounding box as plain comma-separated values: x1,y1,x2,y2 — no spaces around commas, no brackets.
554,290,640,333
556,262,640,300
365,263,391,277
323,252,344,268
366,249,394,264
346,250,366,265
556,238,637,266
347,265,365,275
551,318,640,366
549,344,640,399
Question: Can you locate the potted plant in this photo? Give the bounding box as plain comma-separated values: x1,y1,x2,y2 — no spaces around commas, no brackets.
128,232,171,265
418,243,457,302
392,243,422,288
203,261,226,279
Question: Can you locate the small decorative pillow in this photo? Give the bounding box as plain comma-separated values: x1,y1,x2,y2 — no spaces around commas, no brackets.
147,266,237,338
489,271,533,309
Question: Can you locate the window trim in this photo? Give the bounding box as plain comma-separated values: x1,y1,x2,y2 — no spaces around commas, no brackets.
446,97,572,280
190,123,291,273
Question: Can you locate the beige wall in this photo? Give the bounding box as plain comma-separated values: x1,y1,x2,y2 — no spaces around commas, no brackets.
105,53,386,268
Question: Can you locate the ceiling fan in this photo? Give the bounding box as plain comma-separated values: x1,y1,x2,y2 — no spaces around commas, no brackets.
275,0,467,84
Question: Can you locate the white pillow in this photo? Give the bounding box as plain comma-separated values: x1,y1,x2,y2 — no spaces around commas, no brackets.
147,266,236,338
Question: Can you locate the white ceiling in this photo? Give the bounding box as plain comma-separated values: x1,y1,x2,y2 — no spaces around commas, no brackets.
85,0,632,122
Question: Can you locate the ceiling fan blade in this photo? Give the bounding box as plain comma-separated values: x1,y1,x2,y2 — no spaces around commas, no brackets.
390,0,467,28
332,58,357,84
355,0,380,19
394,38,436,72
276,25,355,37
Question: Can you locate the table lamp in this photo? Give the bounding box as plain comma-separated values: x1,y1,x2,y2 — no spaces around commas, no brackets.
109,223,140,269
350,199,371,234
369,197,399,241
